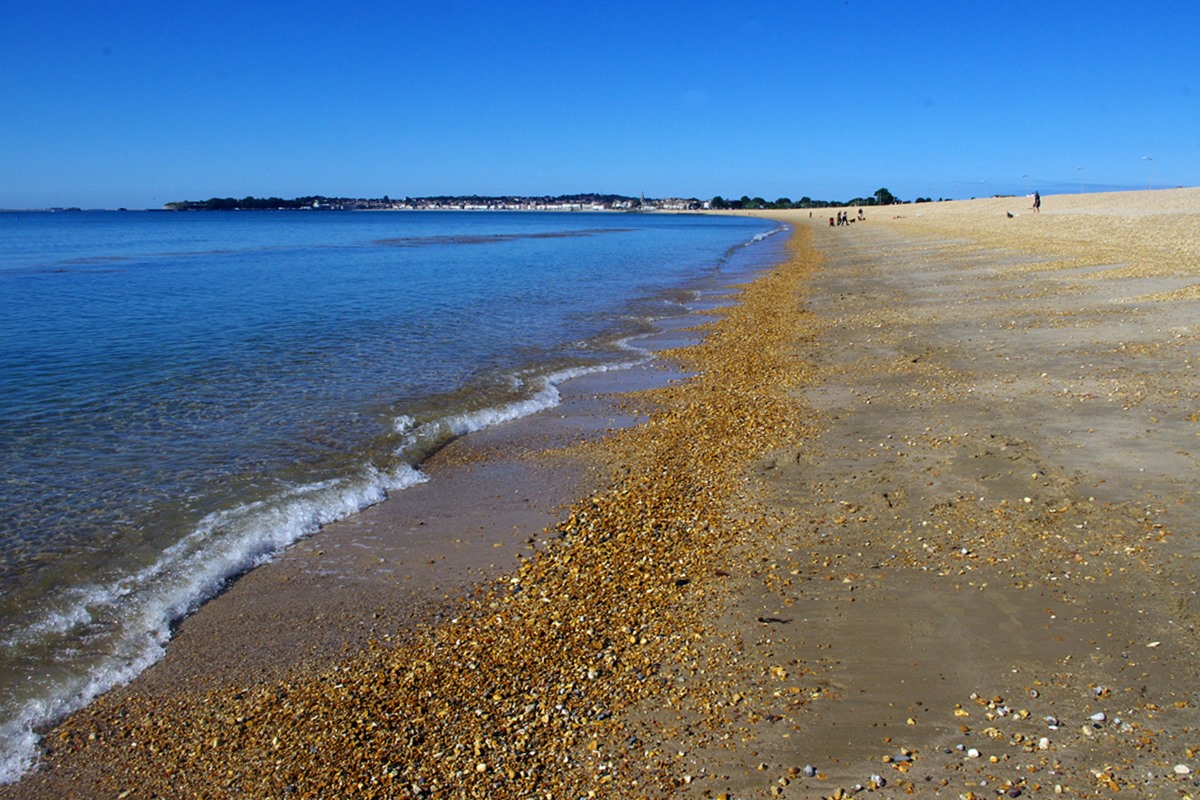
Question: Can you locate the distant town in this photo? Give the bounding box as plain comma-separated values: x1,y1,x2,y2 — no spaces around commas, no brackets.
163,189,921,213
165,194,700,212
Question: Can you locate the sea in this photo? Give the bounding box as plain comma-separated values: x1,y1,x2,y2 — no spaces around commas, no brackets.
0,208,786,781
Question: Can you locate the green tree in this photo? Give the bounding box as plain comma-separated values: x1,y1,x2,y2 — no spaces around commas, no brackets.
873,187,897,206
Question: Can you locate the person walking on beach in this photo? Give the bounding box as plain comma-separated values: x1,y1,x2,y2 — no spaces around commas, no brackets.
1032,191,1041,214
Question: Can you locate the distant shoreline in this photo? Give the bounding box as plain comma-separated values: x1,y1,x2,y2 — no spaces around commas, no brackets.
5,185,1195,215
161,193,698,213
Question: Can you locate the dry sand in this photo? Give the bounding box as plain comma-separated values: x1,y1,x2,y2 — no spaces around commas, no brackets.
6,188,1200,799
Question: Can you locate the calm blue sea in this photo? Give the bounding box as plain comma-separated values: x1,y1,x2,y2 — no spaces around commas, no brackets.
0,209,785,780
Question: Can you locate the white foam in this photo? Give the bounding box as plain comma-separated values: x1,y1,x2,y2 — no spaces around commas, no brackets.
4,354,643,781
747,224,786,244
0,722,39,785
0,461,426,785
397,359,646,462
5,349,657,784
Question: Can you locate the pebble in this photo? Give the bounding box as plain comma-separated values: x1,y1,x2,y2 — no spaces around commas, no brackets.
20,245,827,799
23,212,1200,800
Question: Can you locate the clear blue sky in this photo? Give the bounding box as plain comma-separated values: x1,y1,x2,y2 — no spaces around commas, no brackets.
2,1,1197,208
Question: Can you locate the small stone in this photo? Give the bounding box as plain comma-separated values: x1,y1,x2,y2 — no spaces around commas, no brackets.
1174,764,1192,775
967,748,981,758
803,764,817,777
1089,712,1106,723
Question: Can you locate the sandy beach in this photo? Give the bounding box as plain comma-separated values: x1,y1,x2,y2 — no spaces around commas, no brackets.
7,188,1200,799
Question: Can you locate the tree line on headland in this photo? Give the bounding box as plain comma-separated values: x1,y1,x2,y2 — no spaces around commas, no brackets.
714,187,935,209
163,188,926,212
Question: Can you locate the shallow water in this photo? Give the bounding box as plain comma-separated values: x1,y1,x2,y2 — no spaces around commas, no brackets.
0,209,787,781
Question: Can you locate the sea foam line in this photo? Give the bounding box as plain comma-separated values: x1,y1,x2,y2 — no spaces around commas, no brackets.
395,357,648,460
747,224,786,244
1,351,653,785
0,462,425,784
713,223,787,268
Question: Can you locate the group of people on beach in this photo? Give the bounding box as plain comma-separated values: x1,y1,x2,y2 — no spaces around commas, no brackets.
830,209,865,226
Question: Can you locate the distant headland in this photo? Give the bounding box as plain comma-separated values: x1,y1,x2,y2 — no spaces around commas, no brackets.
163,193,691,212
163,188,919,212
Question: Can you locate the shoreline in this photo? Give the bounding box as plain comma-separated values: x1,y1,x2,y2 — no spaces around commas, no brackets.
5,218,809,797
0,210,786,784
1,230,786,793
103,322,717,699
7,188,1200,798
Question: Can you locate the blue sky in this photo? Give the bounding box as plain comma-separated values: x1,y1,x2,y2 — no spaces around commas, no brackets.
2,2,1197,208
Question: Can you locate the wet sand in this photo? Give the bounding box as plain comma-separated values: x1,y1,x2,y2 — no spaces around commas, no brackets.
7,189,1200,798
